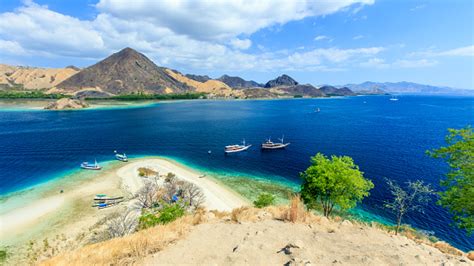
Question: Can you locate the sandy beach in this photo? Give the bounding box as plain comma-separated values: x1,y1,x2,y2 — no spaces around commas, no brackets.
0,157,248,249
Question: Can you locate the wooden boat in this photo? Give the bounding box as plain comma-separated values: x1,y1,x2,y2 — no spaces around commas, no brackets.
261,136,290,150
81,160,102,170
225,139,252,153
114,151,128,162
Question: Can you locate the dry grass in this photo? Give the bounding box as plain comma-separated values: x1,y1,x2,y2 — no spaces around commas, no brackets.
40,201,466,265
433,241,464,256
40,214,200,266
137,167,158,177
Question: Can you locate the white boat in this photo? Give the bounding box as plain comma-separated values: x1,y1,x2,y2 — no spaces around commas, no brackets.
81,160,102,170
225,139,252,153
389,96,399,101
114,150,128,162
261,136,290,150
315,107,321,112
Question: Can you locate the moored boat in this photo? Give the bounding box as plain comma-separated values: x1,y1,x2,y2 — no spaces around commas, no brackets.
225,139,252,153
114,150,128,162
81,160,102,170
261,136,290,150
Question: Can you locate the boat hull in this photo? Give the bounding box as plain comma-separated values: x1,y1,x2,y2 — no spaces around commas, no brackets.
224,145,252,153
261,143,290,150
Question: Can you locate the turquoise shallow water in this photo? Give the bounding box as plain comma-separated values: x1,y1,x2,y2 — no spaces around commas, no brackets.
0,95,473,250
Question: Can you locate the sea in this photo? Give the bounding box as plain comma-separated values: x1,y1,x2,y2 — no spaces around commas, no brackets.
0,95,473,250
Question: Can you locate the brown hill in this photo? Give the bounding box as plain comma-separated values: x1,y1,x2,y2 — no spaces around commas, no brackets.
56,48,191,95
0,64,78,90
165,69,243,97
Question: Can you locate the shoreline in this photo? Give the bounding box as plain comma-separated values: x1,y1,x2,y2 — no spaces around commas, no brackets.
0,157,249,249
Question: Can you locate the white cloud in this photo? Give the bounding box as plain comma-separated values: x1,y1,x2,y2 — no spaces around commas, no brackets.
393,59,437,68
314,35,330,41
230,38,252,50
0,0,378,72
360,57,389,68
437,45,474,57
410,4,426,11
409,45,474,58
353,35,364,40
96,0,374,41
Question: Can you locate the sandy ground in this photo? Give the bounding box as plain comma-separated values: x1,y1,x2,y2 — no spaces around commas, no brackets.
144,219,472,265
117,158,249,211
0,157,248,248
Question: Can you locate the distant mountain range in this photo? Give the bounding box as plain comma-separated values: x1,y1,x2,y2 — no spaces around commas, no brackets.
1,47,471,99
345,81,474,96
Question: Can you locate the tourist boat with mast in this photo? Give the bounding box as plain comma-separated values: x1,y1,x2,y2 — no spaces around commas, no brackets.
224,139,252,153
261,136,290,150
114,150,128,162
81,159,102,170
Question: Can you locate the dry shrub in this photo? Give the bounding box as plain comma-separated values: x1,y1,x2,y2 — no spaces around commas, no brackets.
192,207,207,225
231,206,258,223
287,195,306,223
433,241,463,256
210,210,230,219
138,167,158,178
40,215,196,266
333,216,342,223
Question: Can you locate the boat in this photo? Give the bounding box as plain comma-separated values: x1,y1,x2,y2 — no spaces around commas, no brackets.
114,150,128,162
315,108,320,112
389,96,399,101
81,160,102,170
261,136,290,150
224,139,252,153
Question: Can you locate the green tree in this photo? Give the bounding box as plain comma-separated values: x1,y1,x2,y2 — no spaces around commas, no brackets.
428,126,474,233
138,203,185,230
384,179,434,235
300,153,374,217
253,193,275,208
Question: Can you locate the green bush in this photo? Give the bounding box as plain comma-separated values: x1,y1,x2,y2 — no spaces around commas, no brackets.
138,203,185,230
0,249,7,262
253,193,275,208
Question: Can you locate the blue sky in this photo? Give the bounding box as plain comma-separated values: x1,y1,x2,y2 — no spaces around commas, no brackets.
0,0,473,88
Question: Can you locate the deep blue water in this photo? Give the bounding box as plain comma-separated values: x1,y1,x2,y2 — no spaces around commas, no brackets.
0,95,473,250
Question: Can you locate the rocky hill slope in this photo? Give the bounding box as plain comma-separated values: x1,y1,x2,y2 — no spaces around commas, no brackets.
218,74,263,88
265,74,298,88
56,48,191,95
41,206,472,265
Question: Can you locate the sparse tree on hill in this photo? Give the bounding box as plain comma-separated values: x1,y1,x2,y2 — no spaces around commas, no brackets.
300,153,374,217
428,126,474,234
384,179,434,235
181,182,205,209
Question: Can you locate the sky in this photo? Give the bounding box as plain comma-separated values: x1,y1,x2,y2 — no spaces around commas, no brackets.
0,0,473,88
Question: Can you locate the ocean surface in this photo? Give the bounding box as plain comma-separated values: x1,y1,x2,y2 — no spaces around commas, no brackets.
0,95,473,250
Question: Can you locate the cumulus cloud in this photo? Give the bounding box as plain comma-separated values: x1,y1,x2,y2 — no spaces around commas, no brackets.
0,0,378,72
230,38,252,50
96,0,374,41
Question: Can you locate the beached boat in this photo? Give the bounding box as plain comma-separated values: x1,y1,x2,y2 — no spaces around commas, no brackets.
81,160,102,170
114,151,128,162
225,139,252,153
261,136,290,150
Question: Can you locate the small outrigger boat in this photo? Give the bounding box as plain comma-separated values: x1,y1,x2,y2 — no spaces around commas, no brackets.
81,160,102,170
114,150,128,162
225,139,252,154
261,136,290,150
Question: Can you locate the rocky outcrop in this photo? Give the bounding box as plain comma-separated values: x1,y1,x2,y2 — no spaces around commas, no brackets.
264,74,298,88
0,64,79,90
218,75,263,88
44,98,89,110
185,74,211,83
319,85,355,96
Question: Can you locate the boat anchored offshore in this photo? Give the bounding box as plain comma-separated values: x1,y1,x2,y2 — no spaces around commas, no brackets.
114,150,128,162
225,139,252,154
261,136,290,150
81,160,102,170
389,96,399,101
